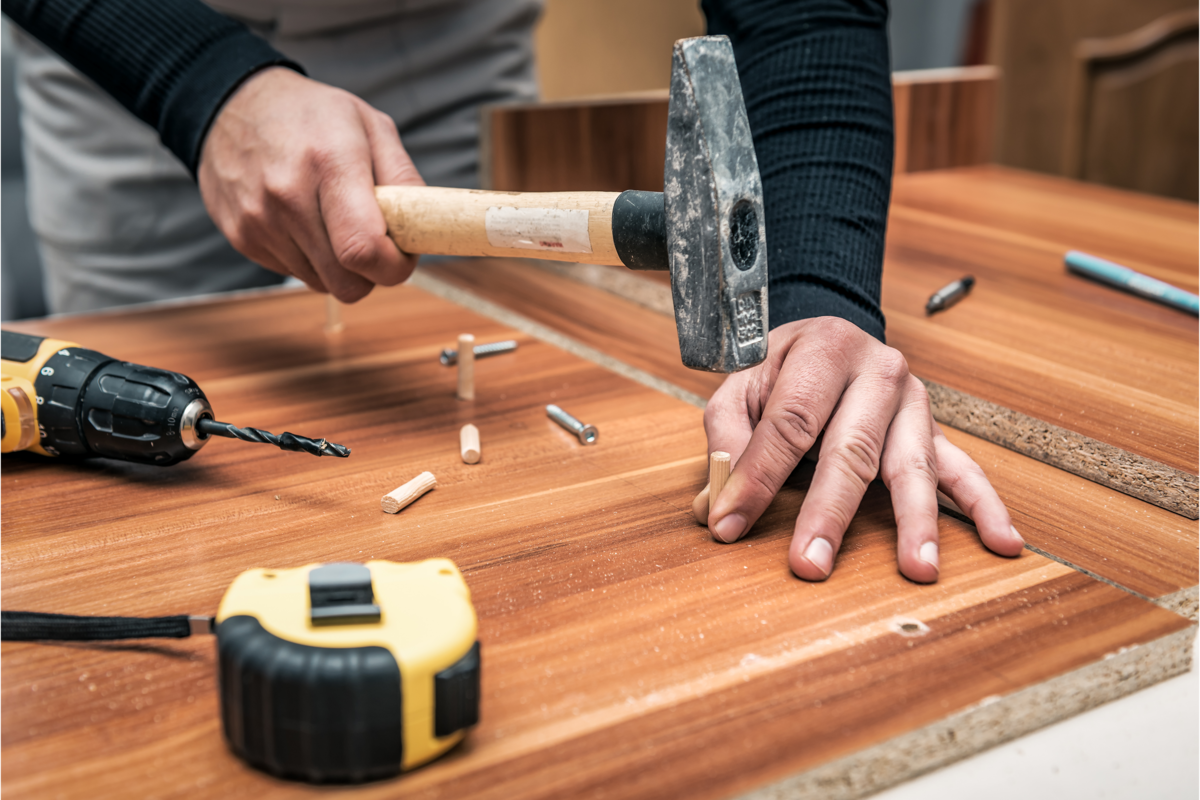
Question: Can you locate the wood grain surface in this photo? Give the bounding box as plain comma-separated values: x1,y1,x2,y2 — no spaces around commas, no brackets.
418,258,1198,610
1,285,1192,800
441,164,1200,483
887,165,1198,475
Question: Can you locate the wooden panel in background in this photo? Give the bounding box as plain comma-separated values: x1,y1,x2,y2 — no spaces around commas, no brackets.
893,66,998,173
418,258,1198,614
482,93,668,193
482,68,998,192
1,286,1192,800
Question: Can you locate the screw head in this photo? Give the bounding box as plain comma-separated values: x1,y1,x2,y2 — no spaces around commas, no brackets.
577,425,599,445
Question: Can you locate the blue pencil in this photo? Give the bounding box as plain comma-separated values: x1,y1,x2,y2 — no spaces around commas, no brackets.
1064,251,1199,316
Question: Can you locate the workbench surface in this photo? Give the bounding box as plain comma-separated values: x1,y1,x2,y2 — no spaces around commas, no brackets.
2,167,1196,800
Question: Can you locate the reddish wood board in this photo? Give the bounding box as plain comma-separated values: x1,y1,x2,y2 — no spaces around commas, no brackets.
2,286,1190,799
886,166,1198,475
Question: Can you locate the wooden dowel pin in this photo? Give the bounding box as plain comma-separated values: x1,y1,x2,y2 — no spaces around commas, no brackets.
708,451,730,520
325,295,344,335
460,424,481,464
381,471,437,514
457,333,475,400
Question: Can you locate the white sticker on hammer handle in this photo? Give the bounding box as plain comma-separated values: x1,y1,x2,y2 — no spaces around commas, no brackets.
485,207,592,254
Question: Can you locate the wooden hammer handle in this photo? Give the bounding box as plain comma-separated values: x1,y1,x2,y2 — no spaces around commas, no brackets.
375,186,624,265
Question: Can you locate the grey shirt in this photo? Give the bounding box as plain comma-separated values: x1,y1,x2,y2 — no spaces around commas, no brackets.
14,0,541,313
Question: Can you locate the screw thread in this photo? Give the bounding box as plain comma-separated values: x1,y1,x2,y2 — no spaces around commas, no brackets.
546,404,583,433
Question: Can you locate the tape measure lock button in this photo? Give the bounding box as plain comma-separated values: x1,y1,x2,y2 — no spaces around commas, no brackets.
309,562,382,625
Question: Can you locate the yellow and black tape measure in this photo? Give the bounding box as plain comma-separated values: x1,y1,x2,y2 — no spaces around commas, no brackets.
3,559,481,783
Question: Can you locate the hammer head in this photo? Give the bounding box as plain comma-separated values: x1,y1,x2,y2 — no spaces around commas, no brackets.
665,36,768,374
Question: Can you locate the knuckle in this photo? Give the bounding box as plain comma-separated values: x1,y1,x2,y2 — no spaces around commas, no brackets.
811,316,860,350
768,405,823,455
336,233,381,272
906,375,930,407
941,460,986,502
229,216,257,249
875,347,910,385
308,142,343,173
742,468,784,507
898,446,937,482
372,108,398,132
261,172,303,209
829,430,882,487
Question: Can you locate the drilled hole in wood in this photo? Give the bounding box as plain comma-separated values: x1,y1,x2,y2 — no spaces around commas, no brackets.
889,617,930,638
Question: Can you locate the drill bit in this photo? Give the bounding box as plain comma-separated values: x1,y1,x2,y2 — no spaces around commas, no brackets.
196,418,351,458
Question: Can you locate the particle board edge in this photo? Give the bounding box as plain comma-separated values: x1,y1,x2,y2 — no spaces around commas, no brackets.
922,378,1199,519
1155,584,1200,621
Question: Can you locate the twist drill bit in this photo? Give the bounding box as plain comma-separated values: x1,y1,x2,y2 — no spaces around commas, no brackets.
196,418,351,458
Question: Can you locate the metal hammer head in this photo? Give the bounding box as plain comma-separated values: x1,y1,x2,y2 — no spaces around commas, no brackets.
665,35,768,373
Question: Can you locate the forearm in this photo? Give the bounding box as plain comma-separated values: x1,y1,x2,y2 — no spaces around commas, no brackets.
703,0,893,342
2,0,302,176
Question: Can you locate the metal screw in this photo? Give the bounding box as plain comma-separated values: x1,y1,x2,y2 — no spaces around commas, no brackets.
546,404,598,445
440,340,518,366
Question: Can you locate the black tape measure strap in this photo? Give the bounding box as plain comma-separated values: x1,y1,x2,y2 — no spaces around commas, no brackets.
1,610,214,641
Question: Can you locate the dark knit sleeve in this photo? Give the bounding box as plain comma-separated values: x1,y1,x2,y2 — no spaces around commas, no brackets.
703,0,893,342
2,0,304,177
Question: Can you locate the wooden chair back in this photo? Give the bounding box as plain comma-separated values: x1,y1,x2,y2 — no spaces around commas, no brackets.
1062,8,1198,201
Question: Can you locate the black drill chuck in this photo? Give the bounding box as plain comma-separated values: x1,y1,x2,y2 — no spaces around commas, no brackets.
35,347,211,466
2,331,351,465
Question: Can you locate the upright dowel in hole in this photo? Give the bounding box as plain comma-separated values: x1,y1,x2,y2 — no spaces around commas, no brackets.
325,295,344,334
708,451,730,519
457,333,475,400
460,424,481,464
381,472,437,514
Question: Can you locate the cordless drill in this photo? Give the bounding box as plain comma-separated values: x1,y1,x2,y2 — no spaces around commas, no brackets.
1,330,349,465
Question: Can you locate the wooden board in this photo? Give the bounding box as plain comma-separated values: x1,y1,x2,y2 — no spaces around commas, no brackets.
417,259,1198,614
886,165,1198,476
1,285,1192,800
482,67,997,194
440,163,1200,513
892,66,998,174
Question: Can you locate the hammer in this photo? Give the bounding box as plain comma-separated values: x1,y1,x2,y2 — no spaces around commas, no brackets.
375,36,768,374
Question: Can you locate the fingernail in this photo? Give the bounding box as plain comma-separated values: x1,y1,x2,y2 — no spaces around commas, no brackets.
803,538,834,577
712,513,746,543
919,541,939,572
1010,525,1025,545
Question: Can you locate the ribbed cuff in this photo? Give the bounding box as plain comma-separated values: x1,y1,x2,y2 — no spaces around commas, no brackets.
159,36,304,177
770,277,887,343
